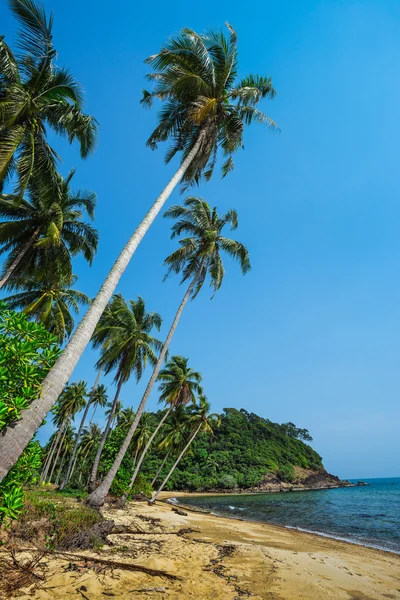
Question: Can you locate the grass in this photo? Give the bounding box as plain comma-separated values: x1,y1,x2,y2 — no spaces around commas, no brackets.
10,487,104,550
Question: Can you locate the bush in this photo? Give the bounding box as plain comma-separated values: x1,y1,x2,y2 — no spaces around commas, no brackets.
0,305,60,525
218,474,238,489
278,464,295,482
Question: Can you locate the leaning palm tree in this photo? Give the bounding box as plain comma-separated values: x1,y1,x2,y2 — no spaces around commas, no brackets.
0,169,98,288
151,406,190,487
0,24,276,483
123,356,202,502
88,295,163,492
0,0,97,194
40,396,69,482
87,198,250,507
89,384,108,424
60,372,103,490
3,273,90,343
152,396,218,501
104,400,123,429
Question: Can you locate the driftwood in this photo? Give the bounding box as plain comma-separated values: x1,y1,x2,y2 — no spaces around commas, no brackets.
50,550,182,581
0,547,181,582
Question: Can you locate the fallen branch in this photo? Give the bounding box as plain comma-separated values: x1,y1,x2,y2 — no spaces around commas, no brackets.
52,550,182,581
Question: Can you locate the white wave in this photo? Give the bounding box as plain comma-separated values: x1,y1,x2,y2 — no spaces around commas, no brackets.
166,497,179,505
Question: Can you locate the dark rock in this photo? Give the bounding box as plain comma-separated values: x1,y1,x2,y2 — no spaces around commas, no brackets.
172,507,188,516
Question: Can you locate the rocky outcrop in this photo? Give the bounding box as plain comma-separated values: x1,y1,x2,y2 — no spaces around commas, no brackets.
245,468,353,493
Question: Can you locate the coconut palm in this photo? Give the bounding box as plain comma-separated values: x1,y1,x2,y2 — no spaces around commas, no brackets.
117,407,136,433
89,383,108,424
88,295,163,492
152,396,218,501
87,197,250,507
0,24,276,483
3,273,90,343
124,356,202,501
54,423,74,486
79,423,102,461
0,0,97,194
0,169,98,288
60,372,102,490
105,400,123,428
40,397,69,482
151,406,190,486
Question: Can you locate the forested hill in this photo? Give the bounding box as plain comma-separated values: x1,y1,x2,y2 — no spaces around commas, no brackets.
141,408,324,492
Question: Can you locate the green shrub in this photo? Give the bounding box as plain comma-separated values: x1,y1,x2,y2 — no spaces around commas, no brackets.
278,464,295,482
0,304,60,524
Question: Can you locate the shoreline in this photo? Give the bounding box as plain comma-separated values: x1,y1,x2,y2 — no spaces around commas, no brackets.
161,492,400,556
16,496,400,599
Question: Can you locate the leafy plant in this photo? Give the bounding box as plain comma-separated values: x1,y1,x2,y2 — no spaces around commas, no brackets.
0,303,60,523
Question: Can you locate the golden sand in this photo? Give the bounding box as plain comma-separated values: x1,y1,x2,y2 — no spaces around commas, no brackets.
13,493,400,599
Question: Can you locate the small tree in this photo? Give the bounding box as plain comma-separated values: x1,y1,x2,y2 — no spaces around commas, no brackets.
0,302,59,523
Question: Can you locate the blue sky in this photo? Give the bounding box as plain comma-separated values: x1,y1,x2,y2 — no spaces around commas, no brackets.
1,0,400,479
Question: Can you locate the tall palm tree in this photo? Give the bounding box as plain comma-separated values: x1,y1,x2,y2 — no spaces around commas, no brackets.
40,397,69,482
79,423,102,461
89,383,108,424
151,407,190,487
0,0,97,194
124,356,202,501
152,396,218,501
45,381,86,482
117,407,136,433
0,169,98,288
88,295,163,491
0,24,276,483
54,423,74,486
60,372,101,490
3,273,90,343
87,198,250,507
104,400,123,428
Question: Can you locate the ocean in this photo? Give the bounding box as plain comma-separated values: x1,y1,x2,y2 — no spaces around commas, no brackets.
175,477,400,553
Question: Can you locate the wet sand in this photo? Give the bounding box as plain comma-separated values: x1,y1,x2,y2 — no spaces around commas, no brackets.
13,494,400,599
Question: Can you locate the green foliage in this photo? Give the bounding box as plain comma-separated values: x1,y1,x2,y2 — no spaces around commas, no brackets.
278,464,295,482
20,489,103,549
0,303,60,523
0,302,60,429
140,408,323,492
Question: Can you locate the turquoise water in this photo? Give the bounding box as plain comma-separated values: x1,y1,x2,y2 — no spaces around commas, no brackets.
176,478,400,553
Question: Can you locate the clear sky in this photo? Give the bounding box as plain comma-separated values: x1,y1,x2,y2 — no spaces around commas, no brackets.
1,0,400,479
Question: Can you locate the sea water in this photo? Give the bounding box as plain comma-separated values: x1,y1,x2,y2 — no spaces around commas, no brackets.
177,478,400,553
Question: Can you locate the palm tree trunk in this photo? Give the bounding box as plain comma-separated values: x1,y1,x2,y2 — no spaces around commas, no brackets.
41,418,67,483
70,450,80,485
120,407,172,506
87,261,205,508
0,133,205,484
55,446,69,486
40,431,59,482
0,227,40,289
89,379,123,492
152,423,202,502
151,451,170,487
89,405,97,425
48,424,67,483
60,370,101,491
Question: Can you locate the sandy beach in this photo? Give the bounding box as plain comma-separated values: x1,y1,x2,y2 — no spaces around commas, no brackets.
7,492,399,600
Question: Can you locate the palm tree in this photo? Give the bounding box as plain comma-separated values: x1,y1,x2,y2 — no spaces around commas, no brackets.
40,398,69,482
87,197,250,507
0,24,276,483
105,400,123,428
88,295,163,492
54,423,74,486
152,396,218,501
0,0,97,194
0,169,98,288
117,407,136,433
151,407,190,487
60,372,101,490
80,423,102,460
123,356,202,501
89,384,108,424
3,273,90,343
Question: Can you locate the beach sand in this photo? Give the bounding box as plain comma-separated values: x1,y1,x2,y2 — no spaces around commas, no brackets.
11,493,400,599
